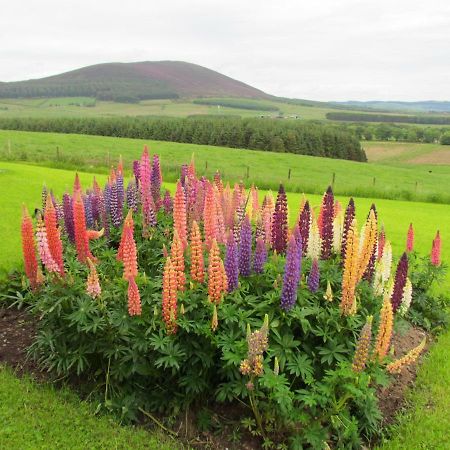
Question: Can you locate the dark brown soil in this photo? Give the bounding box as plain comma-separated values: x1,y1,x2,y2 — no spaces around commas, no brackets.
377,325,429,425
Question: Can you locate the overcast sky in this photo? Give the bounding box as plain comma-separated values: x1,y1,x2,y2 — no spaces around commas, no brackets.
1,0,449,101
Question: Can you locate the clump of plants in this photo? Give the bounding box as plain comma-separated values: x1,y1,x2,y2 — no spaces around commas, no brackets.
17,147,446,448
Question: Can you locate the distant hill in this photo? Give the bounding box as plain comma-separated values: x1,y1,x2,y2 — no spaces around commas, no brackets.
332,100,450,113
0,61,270,102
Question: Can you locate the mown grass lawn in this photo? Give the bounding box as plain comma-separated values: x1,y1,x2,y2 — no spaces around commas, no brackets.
0,366,177,450
0,161,448,449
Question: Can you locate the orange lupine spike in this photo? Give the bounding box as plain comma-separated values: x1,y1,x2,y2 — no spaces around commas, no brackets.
122,224,138,280
386,338,426,374
117,210,134,262
173,181,187,249
373,294,394,362
356,209,378,281
190,220,205,283
127,276,142,316
73,190,95,263
340,219,359,316
208,239,227,304
162,257,178,334
44,193,64,276
171,230,186,291
21,205,39,289
86,257,101,298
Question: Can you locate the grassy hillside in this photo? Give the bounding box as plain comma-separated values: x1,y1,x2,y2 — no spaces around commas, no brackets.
0,61,269,101
1,130,450,203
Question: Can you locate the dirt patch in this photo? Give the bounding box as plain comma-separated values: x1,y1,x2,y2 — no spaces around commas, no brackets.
377,325,429,425
0,306,41,378
363,144,412,162
408,148,450,165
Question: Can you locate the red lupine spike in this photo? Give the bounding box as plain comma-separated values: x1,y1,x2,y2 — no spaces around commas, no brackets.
86,229,104,240
431,230,441,266
117,210,134,261
44,193,64,276
73,173,81,194
127,276,142,316
21,205,39,289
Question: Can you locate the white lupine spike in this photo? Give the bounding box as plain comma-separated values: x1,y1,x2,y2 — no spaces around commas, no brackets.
399,278,413,316
307,219,321,260
333,211,344,253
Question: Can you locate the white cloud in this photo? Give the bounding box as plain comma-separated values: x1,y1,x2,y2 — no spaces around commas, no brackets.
0,0,449,100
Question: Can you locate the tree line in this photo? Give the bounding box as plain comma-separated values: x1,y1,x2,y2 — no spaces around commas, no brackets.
327,111,450,125
0,116,366,161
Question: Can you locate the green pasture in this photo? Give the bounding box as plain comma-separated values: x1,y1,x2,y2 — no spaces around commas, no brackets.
2,130,450,203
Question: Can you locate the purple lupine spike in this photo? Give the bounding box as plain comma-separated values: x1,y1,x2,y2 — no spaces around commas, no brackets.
253,237,267,274
363,204,378,282
299,201,310,256
225,232,239,292
308,259,320,292
109,182,123,228
143,195,157,227
84,194,94,228
280,234,302,311
391,253,408,312
97,191,109,238
133,160,140,187
271,184,288,255
341,198,355,259
180,164,188,187
126,181,138,212
116,172,124,209
255,216,265,241
90,193,100,225
151,154,162,206
239,215,252,277
162,190,173,214
321,187,334,259
104,183,111,216
55,201,64,224
63,193,75,242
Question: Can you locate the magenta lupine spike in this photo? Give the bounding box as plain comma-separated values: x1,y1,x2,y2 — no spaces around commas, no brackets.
239,215,252,277
180,164,188,187
406,223,414,253
253,237,267,274
143,195,157,227
391,253,408,312
341,198,355,259
225,232,239,292
126,181,138,212
84,194,94,229
431,231,441,266
271,184,288,255
280,234,302,311
299,201,311,256
321,186,334,259
63,193,75,242
133,160,140,187
151,154,162,207
308,259,320,293
163,190,173,214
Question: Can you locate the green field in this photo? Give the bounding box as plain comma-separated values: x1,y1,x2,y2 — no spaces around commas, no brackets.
0,96,334,120
2,130,450,204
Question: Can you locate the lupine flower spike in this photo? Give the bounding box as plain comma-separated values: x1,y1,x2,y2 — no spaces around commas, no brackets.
127,276,142,316
340,219,359,316
386,338,426,374
352,316,373,373
44,194,65,276
280,234,302,311
271,184,288,254
189,220,204,283
208,239,228,304
86,257,101,298
406,223,414,253
391,253,408,313
431,231,441,266
399,278,413,316
171,230,186,291
373,295,393,362
320,186,334,259
324,281,333,302
162,257,178,334
341,198,355,259
225,231,239,292
253,237,267,274
357,208,377,281
21,206,39,289
308,259,320,293
36,214,59,273
239,215,252,277
174,181,188,248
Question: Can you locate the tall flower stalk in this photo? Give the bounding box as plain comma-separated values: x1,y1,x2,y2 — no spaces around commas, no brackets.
271,184,288,254
280,234,302,311
21,206,39,289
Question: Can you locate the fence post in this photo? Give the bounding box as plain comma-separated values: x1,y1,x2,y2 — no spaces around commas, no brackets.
288,168,291,180
246,166,250,179
332,172,336,188
7,139,11,157
373,177,376,186
107,151,111,167
205,160,208,171
56,146,60,161
415,181,418,192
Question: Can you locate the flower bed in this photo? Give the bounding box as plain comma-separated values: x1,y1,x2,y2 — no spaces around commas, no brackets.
18,147,447,448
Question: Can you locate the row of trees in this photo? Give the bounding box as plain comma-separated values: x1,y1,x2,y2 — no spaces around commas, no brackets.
193,98,279,111
0,116,366,161
327,111,450,125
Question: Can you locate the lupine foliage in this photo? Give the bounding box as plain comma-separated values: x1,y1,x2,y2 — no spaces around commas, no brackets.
14,148,448,448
